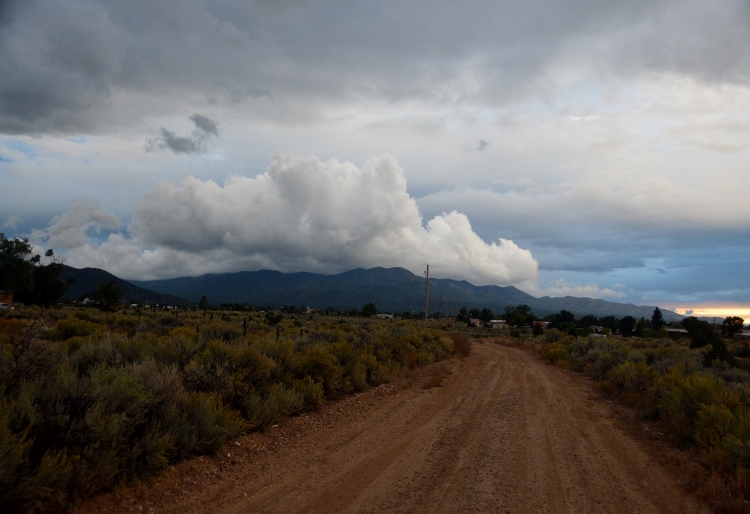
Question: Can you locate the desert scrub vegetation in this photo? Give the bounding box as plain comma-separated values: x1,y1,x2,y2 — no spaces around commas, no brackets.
538,327,750,508
0,307,448,512
449,333,472,357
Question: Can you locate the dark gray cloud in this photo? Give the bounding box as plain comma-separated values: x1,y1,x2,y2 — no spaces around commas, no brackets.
145,114,219,154
1,0,749,135
189,114,218,136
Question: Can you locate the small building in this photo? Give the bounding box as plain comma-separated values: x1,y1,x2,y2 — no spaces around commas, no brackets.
375,313,393,319
468,318,481,327
487,320,507,329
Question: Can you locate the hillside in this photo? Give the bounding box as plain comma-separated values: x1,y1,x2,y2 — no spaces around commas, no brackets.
60,266,194,306
132,266,680,319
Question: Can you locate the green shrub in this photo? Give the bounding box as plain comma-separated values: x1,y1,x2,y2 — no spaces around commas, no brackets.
540,342,568,363
293,376,325,410
655,369,726,445
610,361,658,393
571,339,631,378
240,383,304,430
0,309,450,509
64,336,87,355
296,344,342,399
723,407,750,468
177,392,245,455
47,319,101,342
368,362,391,385
695,403,733,450
544,328,565,343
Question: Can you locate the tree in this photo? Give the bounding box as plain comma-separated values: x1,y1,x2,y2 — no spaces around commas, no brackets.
577,314,599,328
599,316,619,332
682,316,735,366
457,307,469,322
723,316,745,338
504,304,531,318
0,233,70,306
92,280,123,312
199,295,209,310
634,317,647,337
549,310,576,332
479,308,493,324
504,304,533,327
361,302,378,318
650,307,665,330
0,234,35,300
33,250,70,307
619,316,636,337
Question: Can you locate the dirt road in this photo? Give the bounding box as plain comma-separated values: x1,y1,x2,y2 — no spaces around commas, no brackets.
78,342,707,513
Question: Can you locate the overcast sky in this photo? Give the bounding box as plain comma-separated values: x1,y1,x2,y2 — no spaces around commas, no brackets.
1,0,749,317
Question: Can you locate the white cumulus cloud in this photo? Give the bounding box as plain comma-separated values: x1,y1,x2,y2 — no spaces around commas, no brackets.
42,154,539,284
34,198,121,249
531,279,628,299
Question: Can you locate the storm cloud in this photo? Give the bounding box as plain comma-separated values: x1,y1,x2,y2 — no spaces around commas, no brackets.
1,1,749,134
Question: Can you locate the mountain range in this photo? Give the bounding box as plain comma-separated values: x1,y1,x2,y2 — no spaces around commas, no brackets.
116,266,683,320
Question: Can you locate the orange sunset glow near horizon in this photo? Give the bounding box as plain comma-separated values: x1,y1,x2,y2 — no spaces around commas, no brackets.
672,306,750,322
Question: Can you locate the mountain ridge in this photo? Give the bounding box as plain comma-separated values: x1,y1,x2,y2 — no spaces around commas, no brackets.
60,266,194,306
130,266,681,320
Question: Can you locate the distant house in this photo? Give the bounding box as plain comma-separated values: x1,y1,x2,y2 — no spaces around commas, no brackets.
375,313,393,319
487,320,507,329
533,321,549,329
0,290,13,306
305,307,316,314
665,328,689,335
468,318,481,327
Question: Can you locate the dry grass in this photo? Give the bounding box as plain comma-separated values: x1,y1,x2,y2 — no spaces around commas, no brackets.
450,333,472,357
420,361,453,389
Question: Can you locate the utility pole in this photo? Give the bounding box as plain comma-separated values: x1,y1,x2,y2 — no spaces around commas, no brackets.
423,265,429,329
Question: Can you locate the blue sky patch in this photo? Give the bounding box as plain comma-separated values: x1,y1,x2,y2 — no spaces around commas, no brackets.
4,139,37,158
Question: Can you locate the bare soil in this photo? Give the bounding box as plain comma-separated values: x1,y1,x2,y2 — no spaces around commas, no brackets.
75,342,709,513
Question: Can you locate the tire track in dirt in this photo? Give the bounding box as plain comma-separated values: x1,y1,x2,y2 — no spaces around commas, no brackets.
76,342,708,514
